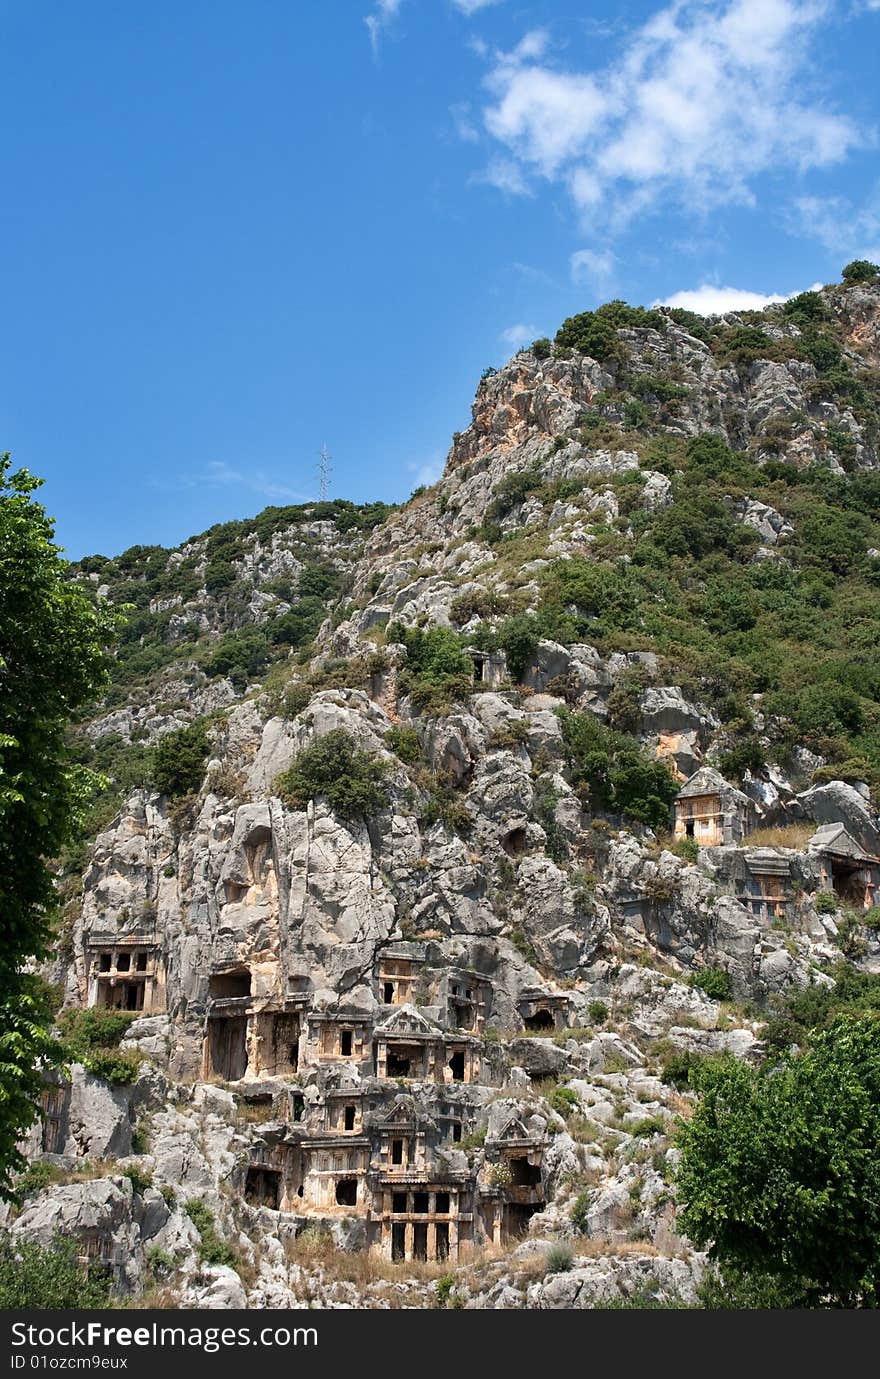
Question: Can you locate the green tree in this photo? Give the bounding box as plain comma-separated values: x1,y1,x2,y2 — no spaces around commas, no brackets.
275,728,390,818
841,260,879,285
0,1233,111,1308
676,1017,880,1306
151,721,210,798
0,457,116,1194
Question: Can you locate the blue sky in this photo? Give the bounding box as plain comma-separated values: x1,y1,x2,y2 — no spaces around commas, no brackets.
1,0,878,559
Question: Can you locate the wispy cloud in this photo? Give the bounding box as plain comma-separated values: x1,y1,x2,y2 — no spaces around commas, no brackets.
450,101,480,143
154,460,311,503
470,1,863,231
365,0,405,55
499,322,538,349
570,247,616,295
472,155,533,196
790,190,880,263
451,0,505,13
366,0,505,53
407,455,445,488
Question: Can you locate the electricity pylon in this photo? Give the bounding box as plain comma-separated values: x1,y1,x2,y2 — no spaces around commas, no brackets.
318,444,332,501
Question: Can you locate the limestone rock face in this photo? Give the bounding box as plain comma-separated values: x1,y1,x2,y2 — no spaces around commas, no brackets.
20,274,880,1307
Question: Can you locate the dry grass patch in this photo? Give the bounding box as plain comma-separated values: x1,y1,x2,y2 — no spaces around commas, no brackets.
283,1230,503,1288
742,823,813,849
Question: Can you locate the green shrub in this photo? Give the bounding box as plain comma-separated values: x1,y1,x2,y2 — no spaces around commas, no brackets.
548,1086,579,1117
652,492,746,560
421,789,471,835
81,1049,141,1085
571,1190,591,1232
688,968,733,1001
863,906,880,931
146,1245,177,1280
629,374,690,405
460,1126,487,1151
494,612,546,681
715,326,775,368
782,291,829,326
184,1199,237,1268
554,312,622,362
841,260,879,285
59,1007,137,1051
631,1115,666,1138
152,721,210,798
123,1164,153,1194
672,837,700,864
797,503,870,574
666,307,712,342
814,890,838,914
390,624,474,713
661,1050,702,1090
0,1233,112,1308
435,1272,457,1306
545,1242,574,1274
14,1160,64,1200
558,708,679,829
676,1017,880,1306
200,629,272,685
130,1120,151,1155
483,467,544,527
588,1000,608,1024
204,557,236,592
718,736,765,783
275,728,390,819
624,399,650,431
531,337,552,359
386,725,422,764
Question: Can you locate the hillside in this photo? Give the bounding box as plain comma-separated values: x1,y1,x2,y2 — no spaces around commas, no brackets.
8,260,880,1309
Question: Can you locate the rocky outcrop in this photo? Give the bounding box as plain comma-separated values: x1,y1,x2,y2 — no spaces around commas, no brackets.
18,272,880,1309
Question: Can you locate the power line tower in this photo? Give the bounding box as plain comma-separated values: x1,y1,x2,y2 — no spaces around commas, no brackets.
317,444,332,501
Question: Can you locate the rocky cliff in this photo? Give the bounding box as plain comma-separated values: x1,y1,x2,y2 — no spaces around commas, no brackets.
8,266,880,1309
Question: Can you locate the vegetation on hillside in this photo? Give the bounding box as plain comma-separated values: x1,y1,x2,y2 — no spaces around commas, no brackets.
275,727,390,818
0,457,117,1194
677,1015,880,1307
468,429,880,793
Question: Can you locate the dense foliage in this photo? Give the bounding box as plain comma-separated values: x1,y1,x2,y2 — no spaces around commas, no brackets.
151,721,211,798
389,622,474,713
0,1233,112,1308
557,708,679,828
57,1006,140,1084
0,458,116,1194
479,428,880,791
275,728,390,818
677,1017,880,1307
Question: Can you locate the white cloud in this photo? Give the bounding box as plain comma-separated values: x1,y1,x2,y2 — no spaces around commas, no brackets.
656,280,827,315
791,192,880,263
473,155,533,196
155,460,310,502
365,0,405,54
472,1,862,226
204,461,309,501
366,0,505,51
656,285,791,314
570,247,616,294
499,322,538,349
408,456,444,487
451,0,505,13
450,101,479,143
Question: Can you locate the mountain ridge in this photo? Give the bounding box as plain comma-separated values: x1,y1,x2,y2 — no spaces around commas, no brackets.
9,261,880,1309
